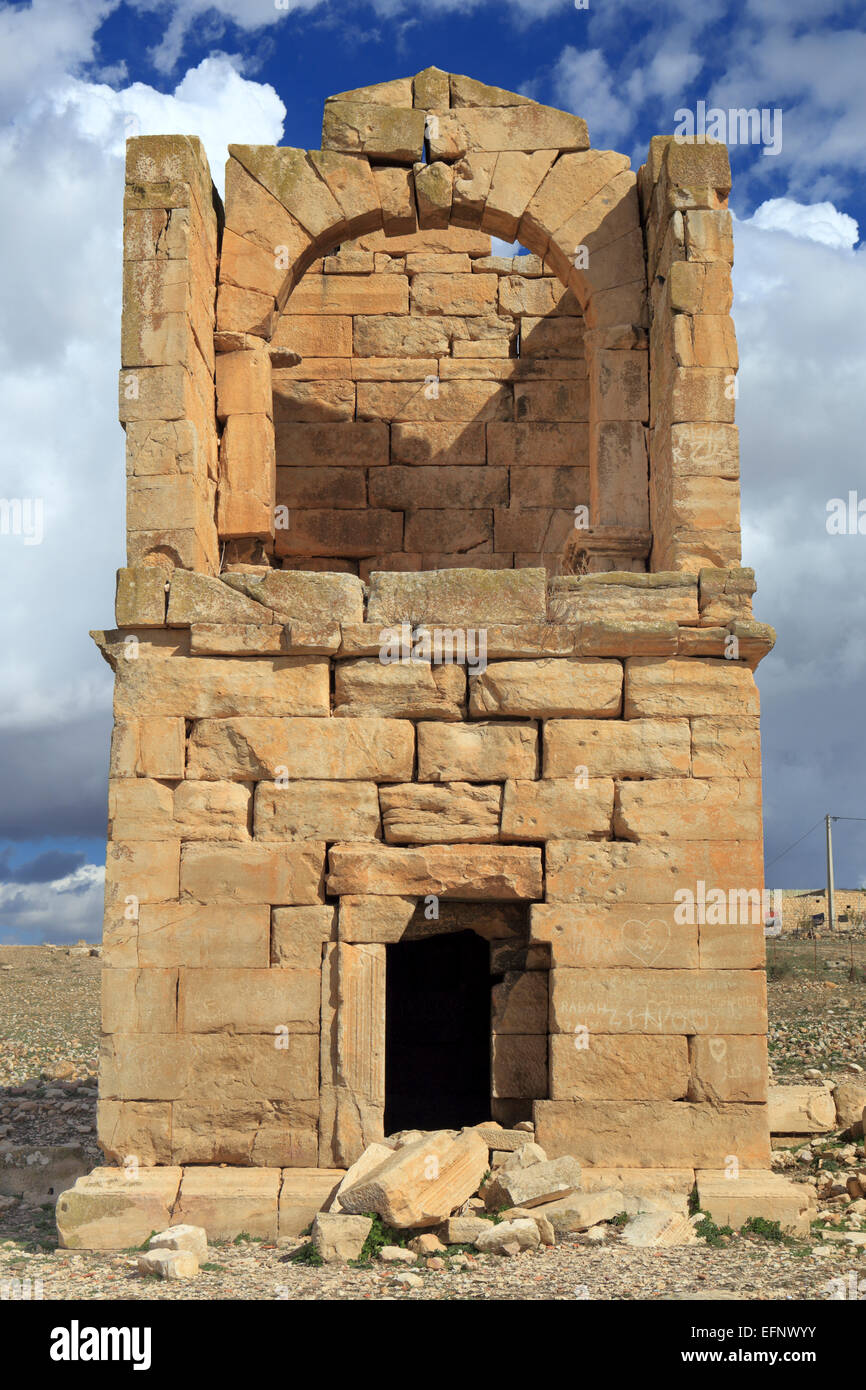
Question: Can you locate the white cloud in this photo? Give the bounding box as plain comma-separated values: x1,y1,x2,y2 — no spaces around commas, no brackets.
0,54,284,738
746,197,859,251
732,202,866,881
551,45,632,143
0,864,105,945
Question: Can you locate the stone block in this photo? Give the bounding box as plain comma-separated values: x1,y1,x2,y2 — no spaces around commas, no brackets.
180,841,325,904
255,780,380,841
116,567,166,627
417,720,538,782
500,777,614,840
614,778,761,843
544,837,763,905
101,967,178,1034
56,1167,182,1251
312,1211,373,1262
110,717,186,781
768,1085,836,1135
543,718,690,779
178,966,320,1033
695,1170,816,1238
548,966,767,1035
318,942,386,1166
114,654,329,719
173,1167,281,1241
549,573,698,625
428,106,588,158
334,659,466,719
338,1128,489,1228
535,1100,770,1168
379,782,502,843
550,1034,690,1100
367,568,546,626
689,1036,768,1103
469,659,622,718
271,905,337,968
390,421,487,465
138,903,271,968
187,716,414,782
484,1155,581,1210
531,903,698,969
327,843,543,899
278,1169,345,1238
491,971,548,1033
322,101,426,162
624,657,759,719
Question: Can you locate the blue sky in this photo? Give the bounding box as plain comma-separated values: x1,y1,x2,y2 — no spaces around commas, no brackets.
1,0,865,940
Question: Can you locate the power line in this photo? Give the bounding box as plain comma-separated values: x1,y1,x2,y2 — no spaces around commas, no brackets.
766,817,823,869
766,813,866,872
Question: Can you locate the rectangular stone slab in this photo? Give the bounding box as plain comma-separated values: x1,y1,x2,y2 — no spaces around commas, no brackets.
174,1167,281,1240
535,1100,770,1168
327,843,543,899
187,717,415,781
469,659,622,718
549,967,767,1035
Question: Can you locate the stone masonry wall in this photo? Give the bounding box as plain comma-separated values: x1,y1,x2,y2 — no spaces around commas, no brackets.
99,69,775,1183
267,230,589,576
98,564,774,1171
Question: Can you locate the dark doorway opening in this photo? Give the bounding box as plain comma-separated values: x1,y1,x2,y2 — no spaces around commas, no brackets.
385,930,491,1135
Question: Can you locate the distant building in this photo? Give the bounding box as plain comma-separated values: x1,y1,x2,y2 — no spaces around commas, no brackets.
771,888,866,933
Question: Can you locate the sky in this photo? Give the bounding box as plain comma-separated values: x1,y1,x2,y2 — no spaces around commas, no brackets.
0,0,864,942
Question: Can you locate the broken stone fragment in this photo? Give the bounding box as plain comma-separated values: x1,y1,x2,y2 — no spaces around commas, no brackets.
484,1155,581,1210
311,1211,372,1263
146,1223,208,1261
474,1217,540,1255
337,1128,488,1229
536,1188,625,1234
621,1211,698,1248
137,1248,199,1279
379,1245,417,1263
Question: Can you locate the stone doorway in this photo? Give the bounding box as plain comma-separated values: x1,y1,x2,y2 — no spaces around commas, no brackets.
384,930,491,1134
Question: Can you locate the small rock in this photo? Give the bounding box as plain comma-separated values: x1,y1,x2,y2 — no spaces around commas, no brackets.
378,1245,416,1264
474,1217,540,1255
137,1248,199,1280
311,1212,372,1263
147,1224,207,1261
408,1232,446,1255
392,1271,423,1288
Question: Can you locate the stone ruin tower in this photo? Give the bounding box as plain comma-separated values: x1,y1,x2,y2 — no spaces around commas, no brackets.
89,68,779,1236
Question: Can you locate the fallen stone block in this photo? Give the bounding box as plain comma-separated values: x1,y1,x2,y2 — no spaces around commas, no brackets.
438,1215,492,1245
833,1079,866,1132
499,1206,555,1244
484,1155,581,1210
379,1245,417,1263
408,1232,446,1255
768,1084,836,1135
338,1128,489,1229
536,1188,626,1233
311,1211,372,1263
137,1248,199,1280
329,1144,394,1212
621,1211,698,1248
146,1224,208,1261
474,1217,540,1255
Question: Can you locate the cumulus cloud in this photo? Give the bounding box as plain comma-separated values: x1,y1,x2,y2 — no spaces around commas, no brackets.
551,46,632,143
747,197,859,252
0,37,285,937
0,863,105,945
733,203,866,884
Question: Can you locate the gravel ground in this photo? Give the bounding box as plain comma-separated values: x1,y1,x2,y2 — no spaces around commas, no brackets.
2,941,865,1302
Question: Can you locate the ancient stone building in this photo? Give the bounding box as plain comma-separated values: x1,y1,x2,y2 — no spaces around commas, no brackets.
87,68,779,1236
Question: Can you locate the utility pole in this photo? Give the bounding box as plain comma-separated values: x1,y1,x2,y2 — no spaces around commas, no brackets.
826,814,836,934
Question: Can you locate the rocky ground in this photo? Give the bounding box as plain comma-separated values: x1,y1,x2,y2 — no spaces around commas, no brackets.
1,938,865,1301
